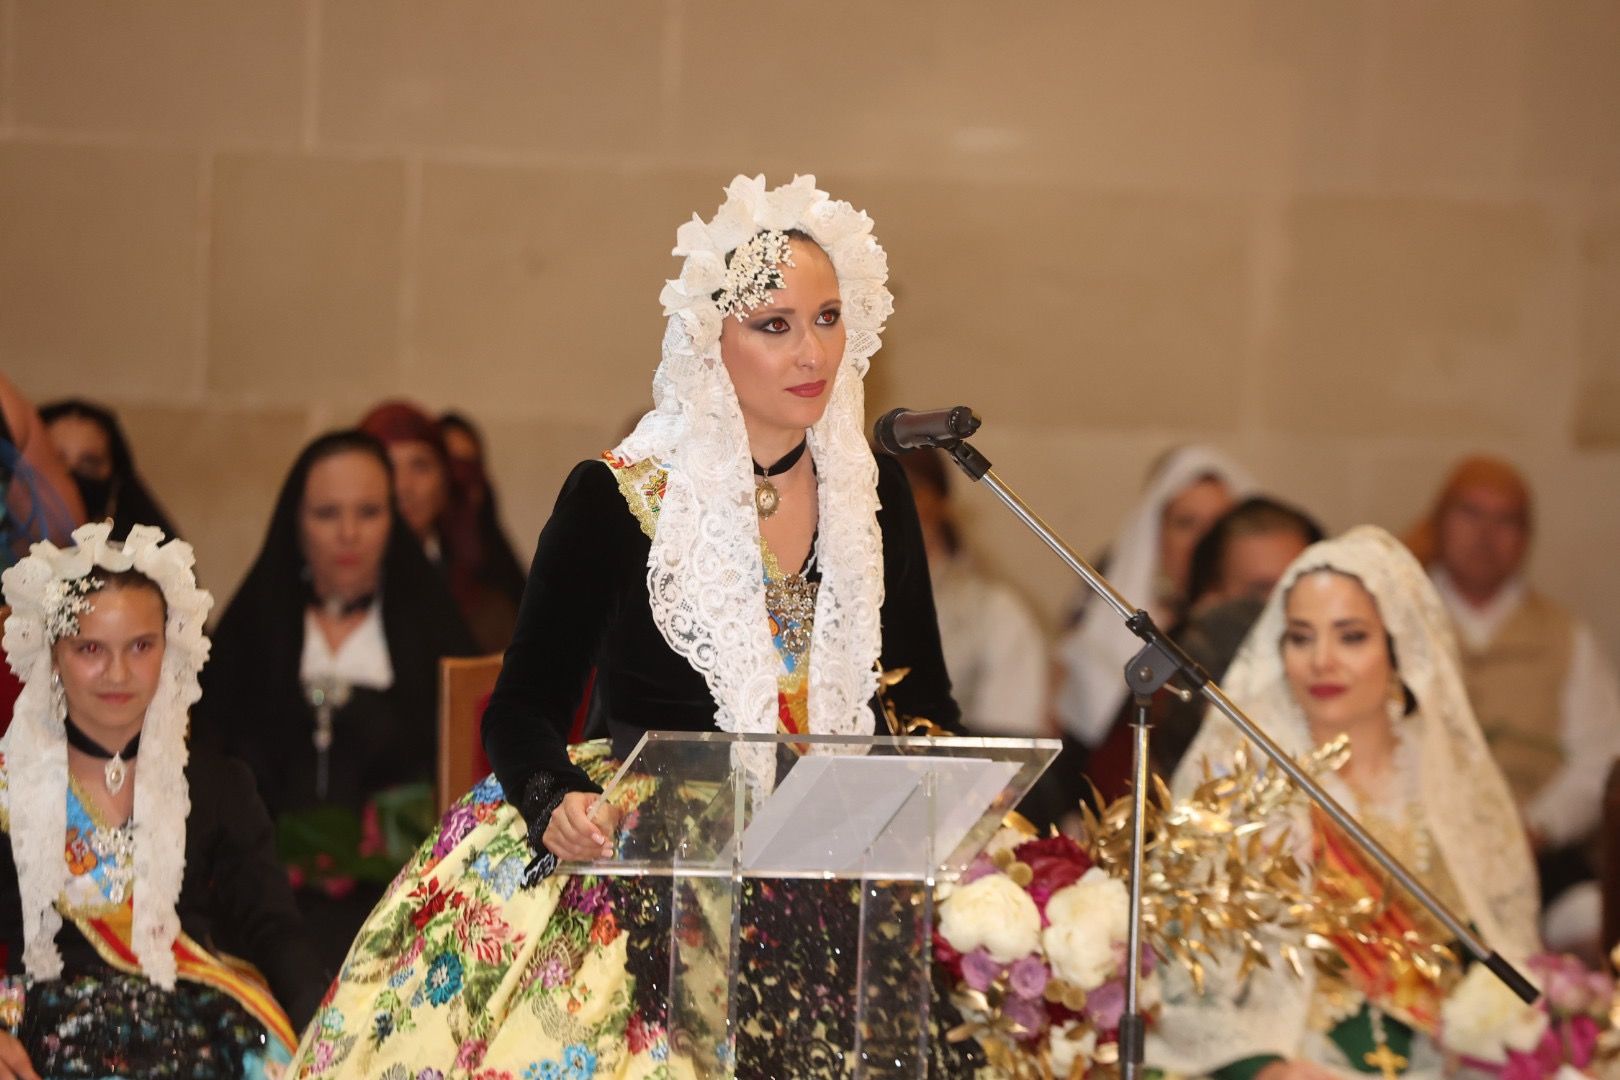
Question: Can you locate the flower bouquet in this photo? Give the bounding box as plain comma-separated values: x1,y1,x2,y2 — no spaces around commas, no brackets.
1440,951,1619,1079
934,737,1425,1078
934,827,1148,1078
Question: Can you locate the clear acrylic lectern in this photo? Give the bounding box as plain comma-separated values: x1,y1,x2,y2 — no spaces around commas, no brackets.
557,731,1059,1078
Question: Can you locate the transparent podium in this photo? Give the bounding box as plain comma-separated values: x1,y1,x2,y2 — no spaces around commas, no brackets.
558,731,1059,1078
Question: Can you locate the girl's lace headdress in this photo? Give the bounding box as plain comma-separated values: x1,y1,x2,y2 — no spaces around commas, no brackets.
613,174,893,739
1,522,212,988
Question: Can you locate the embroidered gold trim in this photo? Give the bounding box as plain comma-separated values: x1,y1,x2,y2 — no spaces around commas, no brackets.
603,455,668,542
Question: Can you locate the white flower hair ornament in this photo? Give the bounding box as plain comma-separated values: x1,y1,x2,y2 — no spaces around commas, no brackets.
614,175,894,745
1,522,213,988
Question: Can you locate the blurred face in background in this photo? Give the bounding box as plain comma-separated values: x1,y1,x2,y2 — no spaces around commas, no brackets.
1281,570,1395,740
47,414,114,482
1436,483,1529,603
1159,477,1235,601
300,450,391,604
441,424,488,512
384,440,450,542
1211,527,1314,606
52,582,166,746
442,425,479,467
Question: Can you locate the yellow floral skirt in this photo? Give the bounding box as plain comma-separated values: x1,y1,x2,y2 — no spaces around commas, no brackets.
287,742,984,1079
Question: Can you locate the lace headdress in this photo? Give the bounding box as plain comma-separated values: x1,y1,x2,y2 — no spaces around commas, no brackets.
1150,525,1538,1070
1055,444,1256,747
1,522,212,988
610,175,894,740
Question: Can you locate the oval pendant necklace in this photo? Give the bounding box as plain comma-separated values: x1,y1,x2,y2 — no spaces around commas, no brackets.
752,437,808,520
64,715,140,795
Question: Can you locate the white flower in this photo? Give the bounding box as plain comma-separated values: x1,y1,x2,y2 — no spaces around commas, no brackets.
1441,962,1549,1064
1048,1020,1097,1078
757,174,824,231
938,874,1042,963
1043,868,1130,991
841,284,895,332
829,235,889,284
805,200,874,248
679,250,726,296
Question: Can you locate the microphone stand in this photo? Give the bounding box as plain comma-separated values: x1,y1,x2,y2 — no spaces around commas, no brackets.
924,433,1538,1080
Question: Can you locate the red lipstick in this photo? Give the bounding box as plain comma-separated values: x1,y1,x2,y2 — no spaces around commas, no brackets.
1307,684,1347,700
787,380,826,398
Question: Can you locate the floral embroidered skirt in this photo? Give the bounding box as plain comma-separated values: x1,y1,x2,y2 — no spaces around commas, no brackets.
288,742,986,1079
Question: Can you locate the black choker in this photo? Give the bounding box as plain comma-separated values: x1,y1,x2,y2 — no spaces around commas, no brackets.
751,437,808,520
307,590,376,619
65,715,140,795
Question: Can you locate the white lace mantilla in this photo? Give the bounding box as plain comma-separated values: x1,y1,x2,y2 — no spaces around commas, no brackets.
613,175,891,741
1148,526,1540,1073
1,523,212,988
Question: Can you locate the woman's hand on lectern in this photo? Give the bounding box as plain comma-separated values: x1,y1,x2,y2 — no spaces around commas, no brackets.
544,791,621,862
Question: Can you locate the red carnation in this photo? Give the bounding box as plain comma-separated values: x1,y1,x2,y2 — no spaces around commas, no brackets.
1013,835,1092,914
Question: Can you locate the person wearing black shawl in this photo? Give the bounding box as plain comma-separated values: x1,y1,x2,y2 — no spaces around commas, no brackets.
439,410,527,615
40,398,179,542
193,430,477,975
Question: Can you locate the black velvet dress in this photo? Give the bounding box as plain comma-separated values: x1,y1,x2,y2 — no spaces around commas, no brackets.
482,452,963,809
283,451,989,1077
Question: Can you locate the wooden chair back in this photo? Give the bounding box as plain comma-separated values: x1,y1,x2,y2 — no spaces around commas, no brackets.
437,653,503,815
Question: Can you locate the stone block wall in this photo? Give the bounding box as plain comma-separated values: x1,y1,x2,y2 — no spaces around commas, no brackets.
3,1,1617,661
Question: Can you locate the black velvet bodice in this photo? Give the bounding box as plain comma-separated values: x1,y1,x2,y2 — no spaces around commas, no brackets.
481,452,961,810
0,750,325,1030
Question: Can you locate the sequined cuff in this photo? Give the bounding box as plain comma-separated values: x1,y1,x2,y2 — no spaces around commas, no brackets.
519,771,572,887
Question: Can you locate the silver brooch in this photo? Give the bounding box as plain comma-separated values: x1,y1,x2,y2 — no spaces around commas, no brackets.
715,231,796,321
43,575,104,642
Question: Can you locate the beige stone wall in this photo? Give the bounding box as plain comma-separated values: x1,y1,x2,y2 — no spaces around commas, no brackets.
3,2,1618,665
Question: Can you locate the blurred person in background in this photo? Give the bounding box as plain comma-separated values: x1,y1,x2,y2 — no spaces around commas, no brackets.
361,402,518,652
1084,495,1325,800
439,410,526,650
40,398,180,542
899,447,1047,738
0,374,83,566
1053,444,1254,751
193,431,476,975
1032,447,1252,828
1408,455,1620,956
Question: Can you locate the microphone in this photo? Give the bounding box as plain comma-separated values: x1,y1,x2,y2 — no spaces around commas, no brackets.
872,406,981,455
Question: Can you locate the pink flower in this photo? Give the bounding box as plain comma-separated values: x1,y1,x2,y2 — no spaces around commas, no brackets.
960,948,1004,992
1008,955,1050,1000
1563,1014,1600,1069
358,802,385,858
1001,994,1047,1040
321,874,357,900
1085,978,1125,1032
454,1039,486,1069
539,955,571,989
959,854,998,885
312,1041,335,1069
1014,835,1093,914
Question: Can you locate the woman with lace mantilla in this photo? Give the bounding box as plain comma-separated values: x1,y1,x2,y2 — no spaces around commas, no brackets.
289,176,985,1077
0,523,322,1079
1148,526,1540,1080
